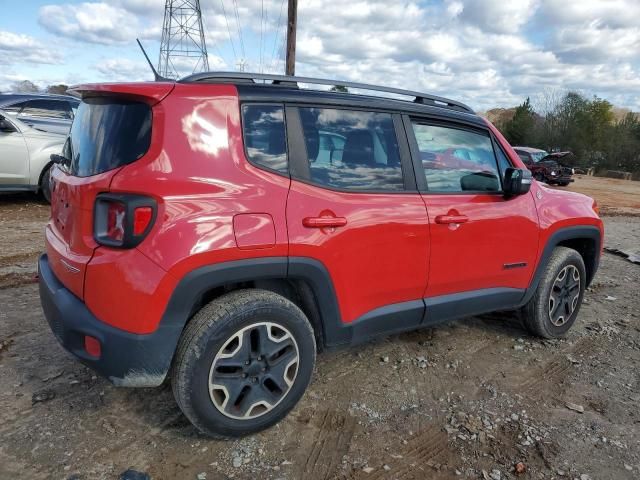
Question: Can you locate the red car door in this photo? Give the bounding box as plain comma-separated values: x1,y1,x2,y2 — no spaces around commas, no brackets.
405,117,539,317
285,106,429,330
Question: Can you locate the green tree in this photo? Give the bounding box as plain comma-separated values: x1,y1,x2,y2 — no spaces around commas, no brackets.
10,80,39,93
502,97,535,146
329,85,348,93
46,84,69,95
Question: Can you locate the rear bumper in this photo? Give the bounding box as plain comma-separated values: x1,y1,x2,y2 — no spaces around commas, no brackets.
38,254,179,387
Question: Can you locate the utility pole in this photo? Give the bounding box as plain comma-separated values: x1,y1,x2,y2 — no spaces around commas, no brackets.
285,0,297,76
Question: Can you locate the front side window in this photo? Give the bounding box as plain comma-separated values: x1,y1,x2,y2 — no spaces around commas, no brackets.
298,107,403,191
20,100,72,119
242,104,288,174
411,122,501,192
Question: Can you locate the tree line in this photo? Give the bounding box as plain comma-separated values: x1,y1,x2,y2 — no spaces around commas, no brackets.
2,80,69,95
494,91,640,176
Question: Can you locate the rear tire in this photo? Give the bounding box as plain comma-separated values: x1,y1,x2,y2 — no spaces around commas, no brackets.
172,289,316,438
39,165,52,204
521,247,586,338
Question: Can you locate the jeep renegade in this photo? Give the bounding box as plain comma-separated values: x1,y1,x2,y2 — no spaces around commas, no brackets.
39,73,603,438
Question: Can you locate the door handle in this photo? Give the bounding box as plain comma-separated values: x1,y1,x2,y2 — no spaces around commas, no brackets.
302,216,347,228
434,214,468,225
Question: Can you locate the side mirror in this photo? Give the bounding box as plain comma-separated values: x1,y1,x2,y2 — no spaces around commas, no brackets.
0,117,16,133
504,167,532,197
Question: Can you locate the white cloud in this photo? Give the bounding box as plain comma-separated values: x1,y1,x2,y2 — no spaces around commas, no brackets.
39,2,151,45
17,0,640,111
0,30,64,65
452,0,540,33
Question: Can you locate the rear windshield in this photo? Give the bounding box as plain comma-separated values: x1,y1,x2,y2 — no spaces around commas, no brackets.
65,97,151,177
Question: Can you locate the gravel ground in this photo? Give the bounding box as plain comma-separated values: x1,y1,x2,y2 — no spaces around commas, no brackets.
0,181,639,480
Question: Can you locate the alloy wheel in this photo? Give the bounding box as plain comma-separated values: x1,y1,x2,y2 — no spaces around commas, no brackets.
548,265,581,326
209,322,299,419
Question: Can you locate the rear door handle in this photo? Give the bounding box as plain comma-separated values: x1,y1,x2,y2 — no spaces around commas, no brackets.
434,214,468,224
302,216,347,228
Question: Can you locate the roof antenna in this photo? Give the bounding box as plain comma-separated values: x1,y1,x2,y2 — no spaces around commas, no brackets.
136,38,171,82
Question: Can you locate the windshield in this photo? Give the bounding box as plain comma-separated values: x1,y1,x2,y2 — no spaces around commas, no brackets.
530,151,549,162
64,97,151,177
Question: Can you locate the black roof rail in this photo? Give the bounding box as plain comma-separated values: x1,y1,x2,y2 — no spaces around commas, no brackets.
179,71,474,114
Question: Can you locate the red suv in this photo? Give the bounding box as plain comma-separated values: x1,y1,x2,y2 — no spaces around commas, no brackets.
39,73,603,438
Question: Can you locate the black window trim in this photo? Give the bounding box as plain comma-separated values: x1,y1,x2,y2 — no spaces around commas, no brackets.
490,135,514,185
403,114,506,195
240,101,291,178
285,103,418,195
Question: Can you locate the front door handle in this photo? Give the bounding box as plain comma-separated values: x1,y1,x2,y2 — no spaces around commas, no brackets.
302,216,347,228
434,214,468,224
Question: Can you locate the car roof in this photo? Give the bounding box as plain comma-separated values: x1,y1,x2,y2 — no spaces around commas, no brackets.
180,71,484,127
513,146,547,153
0,93,79,106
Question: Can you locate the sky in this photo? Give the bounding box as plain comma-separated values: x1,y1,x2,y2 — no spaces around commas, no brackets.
0,0,639,111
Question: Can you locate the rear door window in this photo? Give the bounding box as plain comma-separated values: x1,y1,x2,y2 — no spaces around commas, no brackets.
20,99,72,119
410,122,501,192
297,107,404,191
66,97,152,177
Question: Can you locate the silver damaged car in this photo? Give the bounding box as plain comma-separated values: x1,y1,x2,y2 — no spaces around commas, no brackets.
0,110,65,202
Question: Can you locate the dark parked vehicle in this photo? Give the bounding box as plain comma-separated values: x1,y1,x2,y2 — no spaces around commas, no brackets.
0,93,80,135
513,147,574,186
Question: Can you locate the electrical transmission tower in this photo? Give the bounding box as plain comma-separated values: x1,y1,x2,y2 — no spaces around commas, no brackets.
158,0,210,79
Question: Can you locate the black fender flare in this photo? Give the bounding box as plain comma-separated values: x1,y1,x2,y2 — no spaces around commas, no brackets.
519,225,601,306
159,256,343,355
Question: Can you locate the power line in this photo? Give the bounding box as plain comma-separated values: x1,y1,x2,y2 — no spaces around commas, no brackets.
268,0,286,72
219,0,238,65
259,0,264,73
231,0,245,59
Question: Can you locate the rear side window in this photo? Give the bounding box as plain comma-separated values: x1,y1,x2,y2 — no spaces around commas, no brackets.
3,101,27,114
298,107,404,191
411,122,501,192
66,97,151,177
20,99,72,119
242,104,288,174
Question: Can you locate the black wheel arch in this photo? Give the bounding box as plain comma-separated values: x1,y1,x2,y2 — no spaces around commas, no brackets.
519,225,601,307
159,257,341,363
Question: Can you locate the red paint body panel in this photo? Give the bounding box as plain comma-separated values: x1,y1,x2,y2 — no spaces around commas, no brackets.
287,181,429,323
84,247,174,334
422,193,539,296
47,167,118,299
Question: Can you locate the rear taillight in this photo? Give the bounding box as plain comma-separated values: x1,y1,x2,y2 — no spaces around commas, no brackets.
94,194,157,248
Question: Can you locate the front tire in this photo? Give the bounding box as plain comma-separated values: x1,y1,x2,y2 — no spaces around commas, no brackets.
521,247,586,339
172,289,316,438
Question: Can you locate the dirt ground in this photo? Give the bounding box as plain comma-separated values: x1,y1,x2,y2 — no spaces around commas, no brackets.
0,177,639,480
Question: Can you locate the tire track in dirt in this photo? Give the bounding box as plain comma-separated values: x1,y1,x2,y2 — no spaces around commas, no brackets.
343,424,449,480
516,336,596,395
298,409,357,480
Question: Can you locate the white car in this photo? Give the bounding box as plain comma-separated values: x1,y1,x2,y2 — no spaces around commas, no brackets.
0,110,65,202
